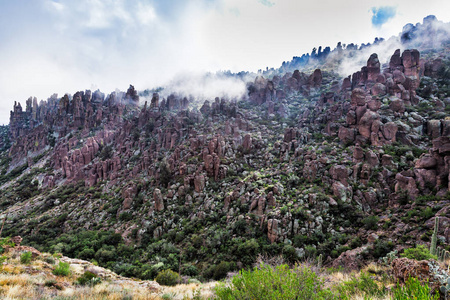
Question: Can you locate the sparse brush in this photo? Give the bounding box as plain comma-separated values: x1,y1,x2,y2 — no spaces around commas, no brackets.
20,251,32,264
401,245,437,261
53,262,71,276
155,269,181,286
215,263,336,300
392,277,439,300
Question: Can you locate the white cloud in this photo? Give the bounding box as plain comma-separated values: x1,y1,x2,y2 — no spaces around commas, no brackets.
0,0,450,124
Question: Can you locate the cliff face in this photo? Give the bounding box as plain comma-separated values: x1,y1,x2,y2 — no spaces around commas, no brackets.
1,17,450,279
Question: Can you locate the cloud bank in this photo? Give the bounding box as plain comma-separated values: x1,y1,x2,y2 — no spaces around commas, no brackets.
0,0,450,124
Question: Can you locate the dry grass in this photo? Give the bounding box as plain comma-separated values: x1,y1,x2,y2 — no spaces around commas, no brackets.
0,249,163,300
0,273,162,299
161,281,217,299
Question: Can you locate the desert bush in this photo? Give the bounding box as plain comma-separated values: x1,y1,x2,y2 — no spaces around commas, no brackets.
44,255,55,265
391,276,439,299
335,271,386,299
155,269,180,286
372,239,394,259
215,263,335,300
362,215,379,230
182,263,199,277
282,244,298,263
20,251,32,264
77,271,101,286
0,237,15,253
53,262,71,276
401,245,437,261
213,261,230,280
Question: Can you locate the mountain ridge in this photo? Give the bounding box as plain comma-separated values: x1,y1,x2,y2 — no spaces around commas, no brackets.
0,15,449,281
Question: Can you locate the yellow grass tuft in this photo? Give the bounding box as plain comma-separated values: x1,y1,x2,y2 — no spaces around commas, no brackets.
0,274,31,286
161,282,217,299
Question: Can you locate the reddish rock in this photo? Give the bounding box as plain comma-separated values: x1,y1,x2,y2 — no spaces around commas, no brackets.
355,106,367,124
391,258,444,293
390,99,405,113
338,127,355,145
414,168,437,190
381,154,395,167
370,83,386,96
382,122,398,141
194,174,205,193
267,192,276,208
392,258,429,283
267,219,279,243
389,49,403,72
122,185,137,210
341,76,351,90
353,146,364,163
351,88,367,106
393,70,406,84
427,120,442,138
402,49,420,77
346,110,356,125
365,150,379,167
332,181,349,202
415,154,437,169
243,134,252,151
367,53,381,81
308,69,322,88
395,173,419,199
367,99,381,111
358,111,380,139
332,247,367,271
153,188,164,212
330,165,349,186
11,236,23,246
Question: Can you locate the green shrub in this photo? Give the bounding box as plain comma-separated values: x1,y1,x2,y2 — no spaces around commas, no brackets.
182,263,199,277
420,207,435,220
53,262,71,276
44,256,56,265
335,272,387,299
362,215,379,230
213,261,230,280
44,279,62,290
155,269,180,286
215,263,336,300
119,212,133,221
0,237,15,253
282,244,299,263
77,271,101,286
372,239,394,259
20,251,32,264
392,277,439,299
401,245,437,261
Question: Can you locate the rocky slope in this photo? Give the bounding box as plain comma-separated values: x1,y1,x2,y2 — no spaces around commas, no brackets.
0,16,449,280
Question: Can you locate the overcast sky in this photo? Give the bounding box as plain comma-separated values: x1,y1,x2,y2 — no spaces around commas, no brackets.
0,0,450,124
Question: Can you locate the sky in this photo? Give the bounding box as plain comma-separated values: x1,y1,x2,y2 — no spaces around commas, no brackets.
0,0,450,124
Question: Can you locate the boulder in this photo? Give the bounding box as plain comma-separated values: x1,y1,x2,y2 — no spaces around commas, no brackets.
358,111,380,139
390,99,405,113
338,127,356,145
267,219,279,243
351,88,367,106
153,188,164,212
391,258,446,293
367,53,381,81
332,246,367,271
415,154,437,169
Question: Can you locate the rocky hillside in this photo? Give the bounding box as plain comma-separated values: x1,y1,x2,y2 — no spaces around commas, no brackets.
0,16,449,280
